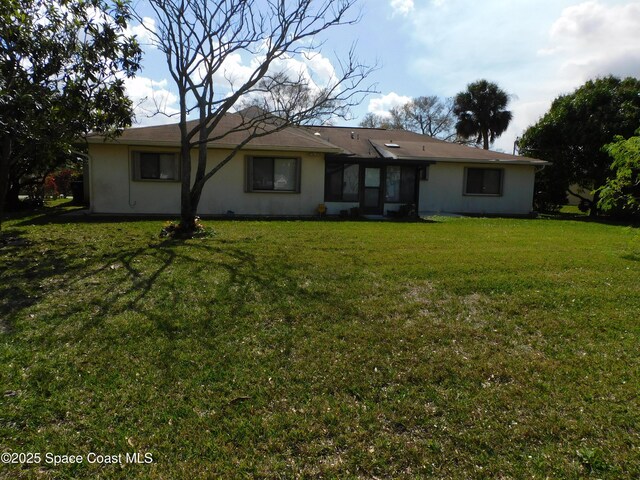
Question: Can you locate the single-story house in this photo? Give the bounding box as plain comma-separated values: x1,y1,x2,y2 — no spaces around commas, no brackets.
86,112,547,217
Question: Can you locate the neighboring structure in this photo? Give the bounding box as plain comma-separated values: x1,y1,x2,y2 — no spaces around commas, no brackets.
86,113,547,217
567,184,594,207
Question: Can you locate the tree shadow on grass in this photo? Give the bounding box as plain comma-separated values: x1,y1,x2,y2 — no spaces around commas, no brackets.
1,210,435,337
2,208,420,353
11,210,440,228
0,230,75,334
12,212,177,227
2,199,86,224
538,211,640,228
1,229,337,349
0,233,179,335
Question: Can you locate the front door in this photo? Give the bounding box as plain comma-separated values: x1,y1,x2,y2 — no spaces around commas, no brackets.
361,166,383,214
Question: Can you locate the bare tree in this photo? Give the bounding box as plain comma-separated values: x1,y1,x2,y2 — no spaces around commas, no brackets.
358,110,403,130
358,96,457,141
358,112,381,128
402,96,456,141
135,0,374,230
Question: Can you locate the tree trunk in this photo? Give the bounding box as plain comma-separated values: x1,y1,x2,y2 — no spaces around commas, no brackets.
180,184,205,231
482,129,489,150
180,115,210,232
179,145,195,230
589,189,601,217
5,182,21,211
189,181,205,219
0,137,12,233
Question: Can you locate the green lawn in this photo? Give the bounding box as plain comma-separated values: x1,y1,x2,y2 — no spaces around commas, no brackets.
1,205,639,478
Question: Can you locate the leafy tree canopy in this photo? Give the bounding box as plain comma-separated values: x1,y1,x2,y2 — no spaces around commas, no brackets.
519,76,640,213
0,0,142,219
453,79,512,150
597,130,640,218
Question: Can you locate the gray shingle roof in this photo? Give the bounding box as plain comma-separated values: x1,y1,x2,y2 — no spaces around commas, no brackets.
307,126,546,165
88,114,546,165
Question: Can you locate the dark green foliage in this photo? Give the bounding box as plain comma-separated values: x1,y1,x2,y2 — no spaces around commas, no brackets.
453,79,513,149
533,159,572,213
519,76,640,214
0,0,142,218
597,131,640,218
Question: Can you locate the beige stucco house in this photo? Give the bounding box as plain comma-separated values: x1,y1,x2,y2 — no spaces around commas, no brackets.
86,113,547,217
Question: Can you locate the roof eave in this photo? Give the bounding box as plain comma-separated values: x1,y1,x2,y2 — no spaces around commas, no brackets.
326,152,546,166
86,137,341,154
424,156,548,165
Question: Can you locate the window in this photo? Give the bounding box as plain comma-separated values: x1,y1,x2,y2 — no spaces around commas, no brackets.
325,162,359,201
385,166,416,203
464,168,503,195
132,151,179,181
246,156,300,192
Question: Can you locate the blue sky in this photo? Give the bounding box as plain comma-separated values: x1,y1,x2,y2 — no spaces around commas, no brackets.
126,0,640,152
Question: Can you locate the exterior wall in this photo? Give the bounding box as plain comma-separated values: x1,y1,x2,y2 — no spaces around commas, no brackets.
90,144,538,216
419,162,536,215
567,183,593,206
90,144,181,214
200,149,325,216
89,143,326,215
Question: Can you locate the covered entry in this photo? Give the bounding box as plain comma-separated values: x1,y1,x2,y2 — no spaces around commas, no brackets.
324,159,429,215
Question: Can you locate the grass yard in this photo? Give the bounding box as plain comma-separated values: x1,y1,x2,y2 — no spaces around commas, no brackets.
1,204,639,478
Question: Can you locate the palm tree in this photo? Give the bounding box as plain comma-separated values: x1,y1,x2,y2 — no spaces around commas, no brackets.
453,80,513,150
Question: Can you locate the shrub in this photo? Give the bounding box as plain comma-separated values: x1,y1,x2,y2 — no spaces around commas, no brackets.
52,168,77,197
43,175,58,198
597,132,640,219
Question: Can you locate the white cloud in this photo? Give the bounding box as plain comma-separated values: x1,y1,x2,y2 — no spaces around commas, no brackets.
121,41,343,128
302,51,338,87
207,48,339,97
209,51,257,89
367,92,411,116
498,1,640,152
540,1,640,81
390,0,414,16
125,76,180,126
126,17,157,46
271,51,339,93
